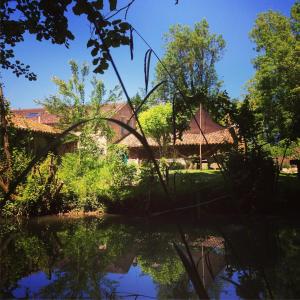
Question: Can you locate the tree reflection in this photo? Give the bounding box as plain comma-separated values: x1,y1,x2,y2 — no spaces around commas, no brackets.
0,217,299,299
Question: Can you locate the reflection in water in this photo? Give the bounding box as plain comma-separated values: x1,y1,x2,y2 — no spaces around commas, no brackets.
0,216,299,299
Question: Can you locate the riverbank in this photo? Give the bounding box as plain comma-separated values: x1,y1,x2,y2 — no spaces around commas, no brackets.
1,170,298,219
104,170,300,217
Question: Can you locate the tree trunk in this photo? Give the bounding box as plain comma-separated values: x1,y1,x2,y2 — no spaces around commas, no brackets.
0,84,14,206
0,85,11,170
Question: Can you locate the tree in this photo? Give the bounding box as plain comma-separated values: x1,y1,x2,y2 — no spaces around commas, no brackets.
39,60,122,147
0,0,134,80
131,92,143,111
139,103,173,156
155,20,226,115
248,1,300,143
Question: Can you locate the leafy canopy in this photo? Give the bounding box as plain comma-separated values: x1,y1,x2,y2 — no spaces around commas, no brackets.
154,20,230,136
38,60,124,143
139,103,173,155
248,1,300,142
0,0,133,80
155,20,225,105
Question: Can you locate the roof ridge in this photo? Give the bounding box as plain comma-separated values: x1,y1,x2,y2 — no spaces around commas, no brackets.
10,114,61,135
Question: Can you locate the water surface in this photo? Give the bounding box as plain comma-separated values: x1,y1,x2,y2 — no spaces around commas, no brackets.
0,215,299,299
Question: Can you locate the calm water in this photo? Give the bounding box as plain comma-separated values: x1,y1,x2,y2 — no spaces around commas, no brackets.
0,215,299,299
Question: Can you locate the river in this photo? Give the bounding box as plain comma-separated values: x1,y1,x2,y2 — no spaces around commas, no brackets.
0,214,299,299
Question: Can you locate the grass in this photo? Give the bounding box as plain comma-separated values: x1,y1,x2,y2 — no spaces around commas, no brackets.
112,169,300,215
170,169,220,174
123,169,227,215
277,173,299,201
168,169,224,195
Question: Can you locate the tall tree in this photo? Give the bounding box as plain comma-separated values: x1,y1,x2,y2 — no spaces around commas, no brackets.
155,20,226,111
248,1,300,143
39,60,122,146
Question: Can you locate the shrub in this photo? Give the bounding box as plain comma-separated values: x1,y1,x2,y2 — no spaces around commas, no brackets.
58,144,137,211
1,152,64,217
168,161,185,170
223,149,277,211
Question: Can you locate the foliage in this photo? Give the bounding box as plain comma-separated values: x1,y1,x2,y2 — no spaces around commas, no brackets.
0,0,134,79
223,149,277,212
138,254,184,285
17,154,64,216
0,91,12,200
248,2,300,142
38,60,118,141
0,148,31,207
154,20,226,125
131,91,147,113
1,216,300,299
137,230,185,285
58,144,137,210
101,144,137,202
139,103,173,156
2,153,64,217
263,138,300,159
0,218,135,298
156,20,225,100
226,96,263,151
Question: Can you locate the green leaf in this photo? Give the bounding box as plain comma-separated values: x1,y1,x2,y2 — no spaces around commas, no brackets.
92,58,100,65
87,39,95,48
92,0,103,9
91,47,99,57
109,0,117,11
112,19,122,25
119,22,130,31
72,0,88,15
93,64,105,74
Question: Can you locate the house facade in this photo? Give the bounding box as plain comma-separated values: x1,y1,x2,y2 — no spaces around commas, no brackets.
9,114,68,155
12,104,233,166
118,108,233,166
12,103,136,143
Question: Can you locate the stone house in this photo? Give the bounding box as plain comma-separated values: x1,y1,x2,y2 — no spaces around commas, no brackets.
12,103,137,153
9,114,67,155
118,108,233,167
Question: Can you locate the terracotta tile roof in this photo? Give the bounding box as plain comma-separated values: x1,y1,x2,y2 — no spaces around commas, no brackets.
118,128,233,148
11,108,59,125
10,114,61,135
191,236,225,249
189,108,225,134
11,103,128,125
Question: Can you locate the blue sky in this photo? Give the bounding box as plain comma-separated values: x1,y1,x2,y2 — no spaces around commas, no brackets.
1,0,295,108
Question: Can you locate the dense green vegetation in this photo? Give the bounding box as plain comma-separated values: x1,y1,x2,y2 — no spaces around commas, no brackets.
154,20,225,109
139,103,174,156
1,2,300,219
248,3,300,142
58,145,137,211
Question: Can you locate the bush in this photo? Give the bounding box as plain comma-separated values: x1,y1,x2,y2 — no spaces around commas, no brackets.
58,144,137,211
168,161,185,170
223,149,277,212
1,153,64,217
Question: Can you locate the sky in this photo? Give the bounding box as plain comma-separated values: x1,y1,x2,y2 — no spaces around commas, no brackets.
1,0,295,109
